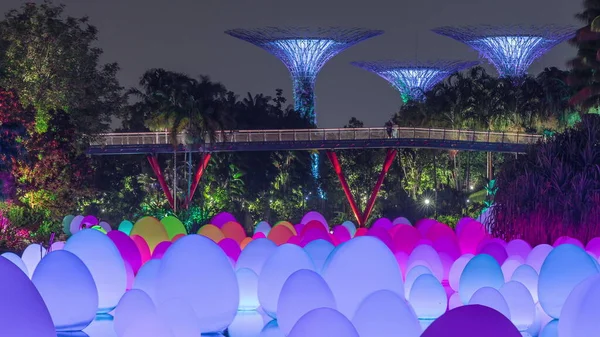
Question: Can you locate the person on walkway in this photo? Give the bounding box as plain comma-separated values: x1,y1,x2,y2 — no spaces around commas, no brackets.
385,120,393,138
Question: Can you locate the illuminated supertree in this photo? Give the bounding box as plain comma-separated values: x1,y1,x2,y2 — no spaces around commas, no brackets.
432,25,576,80
351,60,479,102
225,27,383,124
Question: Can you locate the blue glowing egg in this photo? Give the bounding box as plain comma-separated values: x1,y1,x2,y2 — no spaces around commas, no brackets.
405,265,433,295
254,221,271,236
459,254,504,304
303,239,335,273
352,289,421,337
409,273,447,319
288,307,358,337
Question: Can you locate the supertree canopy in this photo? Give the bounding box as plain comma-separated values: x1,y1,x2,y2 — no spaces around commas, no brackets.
225,27,383,124
351,60,479,102
432,25,576,79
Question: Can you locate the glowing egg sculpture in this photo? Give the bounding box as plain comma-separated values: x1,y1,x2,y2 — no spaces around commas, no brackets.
113,289,156,337
538,244,599,319
254,221,271,236
277,269,337,335
304,239,335,273
409,273,447,319
468,287,511,319
211,212,237,228
511,264,539,303
526,244,553,273
107,230,142,274
21,243,46,278
407,244,443,281
457,220,487,254
118,220,134,235
366,227,395,252
459,254,504,304
322,236,404,319
0,257,56,337
32,250,98,331
301,211,328,227
392,224,421,254
371,217,393,231
130,217,170,252
404,265,433,295
160,216,187,239
219,238,242,262
1,252,28,275
392,216,411,226
235,238,277,276
156,234,238,333
131,235,151,264
478,241,509,265
197,224,225,243
506,239,532,259
131,259,161,303
69,215,84,235
557,273,600,337
499,281,535,331
352,289,421,337
64,229,127,313
151,241,172,260
258,244,315,317
63,215,75,235
236,268,259,310
267,225,295,246
288,308,359,337
341,221,357,237
501,257,525,282
156,298,202,337
421,305,521,337
222,221,247,244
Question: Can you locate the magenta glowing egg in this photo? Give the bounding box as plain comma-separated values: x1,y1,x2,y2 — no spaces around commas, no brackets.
370,217,393,231
301,220,328,235
32,250,98,331
288,308,358,337
0,257,56,337
151,241,172,260
277,269,336,335
449,254,473,292
394,251,409,277
454,217,474,237
478,241,508,265
538,244,599,319
1,252,28,276
300,211,328,228
352,290,421,337
457,221,487,254
459,254,504,304
433,237,461,261
586,237,600,256
252,232,266,239
287,235,301,246
332,225,351,243
526,244,553,273
254,221,271,236
392,216,411,226
236,268,259,310
156,235,239,333
341,221,357,237
81,215,99,228
407,244,443,281
258,244,315,318
354,227,368,236
21,243,46,278
409,273,447,319
304,239,335,273
501,257,524,282
211,212,237,228
468,287,511,319
415,218,438,236
131,235,151,264
132,259,161,303
557,273,600,337
235,238,277,276
366,226,395,252
218,238,242,262
553,236,584,249
506,239,532,259
405,265,433,295
108,230,142,274
500,281,535,331
113,289,156,337
322,236,404,319
392,224,421,254
424,222,456,243
300,227,333,247
511,264,539,303
294,223,304,235
421,305,521,337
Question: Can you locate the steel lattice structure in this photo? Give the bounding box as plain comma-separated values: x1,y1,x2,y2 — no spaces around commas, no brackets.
432,25,575,79
352,60,479,102
225,27,383,124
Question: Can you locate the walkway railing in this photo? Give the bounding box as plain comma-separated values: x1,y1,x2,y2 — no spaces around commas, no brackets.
90,127,542,148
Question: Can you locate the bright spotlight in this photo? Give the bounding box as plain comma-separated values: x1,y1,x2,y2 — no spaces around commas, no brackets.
469,185,474,190
424,198,431,205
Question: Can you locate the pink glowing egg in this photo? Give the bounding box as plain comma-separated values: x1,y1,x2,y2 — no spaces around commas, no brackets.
477,238,507,252
553,236,584,249
421,305,521,337
268,225,295,246
424,222,456,243
478,241,509,265
151,241,172,260
253,232,266,239
415,218,438,236
300,211,328,227
506,239,532,259
131,235,151,264
210,212,237,228
370,218,393,231
433,237,461,261
458,221,487,254
394,251,409,277
366,227,395,252
454,217,475,237
108,230,142,274
219,238,242,262
354,228,368,237
221,221,247,244
392,224,421,254
332,226,351,243
300,228,334,247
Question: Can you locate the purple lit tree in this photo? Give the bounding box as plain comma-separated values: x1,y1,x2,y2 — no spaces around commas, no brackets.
432,25,575,80
225,27,383,124
351,60,479,103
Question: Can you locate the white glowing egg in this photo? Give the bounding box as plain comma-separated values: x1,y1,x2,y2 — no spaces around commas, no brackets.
525,244,553,273
322,236,404,319
407,244,443,281
501,257,524,282
236,268,259,310
538,244,599,319
500,281,535,331
156,298,202,337
405,265,433,295
64,229,126,313
288,308,359,337
131,259,161,303
469,287,511,319
557,273,600,337
0,257,55,337
258,244,315,318
113,289,156,337
277,269,336,335
511,264,539,303
236,238,277,276
303,239,335,273
156,234,239,333
459,254,504,304
352,289,421,337
1,252,28,275
32,250,98,331
409,273,447,319
448,254,473,292
21,243,46,278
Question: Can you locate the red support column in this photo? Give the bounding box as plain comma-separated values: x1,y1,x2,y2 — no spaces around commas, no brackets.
185,153,212,208
361,149,397,225
147,155,175,209
326,151,363,226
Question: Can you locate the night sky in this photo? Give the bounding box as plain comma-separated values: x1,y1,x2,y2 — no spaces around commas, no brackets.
0,0,581,129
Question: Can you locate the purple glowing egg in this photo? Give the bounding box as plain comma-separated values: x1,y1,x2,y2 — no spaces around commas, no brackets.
332,225,351,243
218,238,242,262
300,212,328,229
151,241,172,260
421,305,521,337
210,212,237,228
108,230,142,274
370,217,393,231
